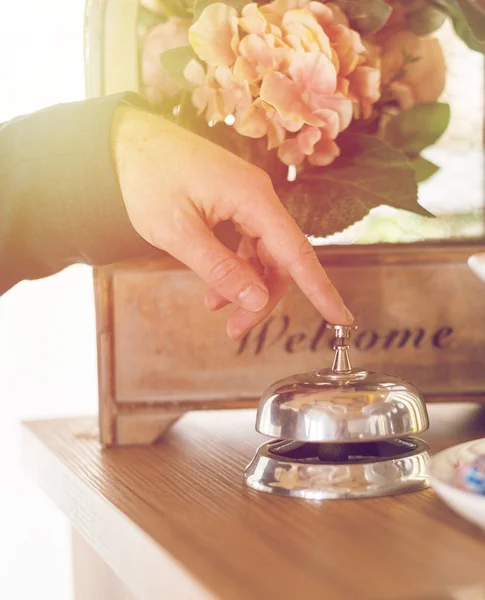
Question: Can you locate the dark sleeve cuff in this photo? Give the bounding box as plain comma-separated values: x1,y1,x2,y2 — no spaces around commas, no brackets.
0,92,159,295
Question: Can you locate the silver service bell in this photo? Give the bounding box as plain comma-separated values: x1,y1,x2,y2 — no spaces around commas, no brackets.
244,324,431,500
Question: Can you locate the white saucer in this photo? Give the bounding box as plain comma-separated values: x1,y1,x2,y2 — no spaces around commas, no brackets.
469,252,485,283
428,438,485,530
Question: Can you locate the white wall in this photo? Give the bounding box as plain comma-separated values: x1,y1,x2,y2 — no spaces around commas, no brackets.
0,2,97,598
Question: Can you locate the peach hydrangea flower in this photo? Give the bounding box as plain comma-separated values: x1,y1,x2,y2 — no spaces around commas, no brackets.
345,40,382,119
328,24,366,76
259,52,353,130
185,0,382,167
188,3,239,67
184,59,252,124
277,125,341,166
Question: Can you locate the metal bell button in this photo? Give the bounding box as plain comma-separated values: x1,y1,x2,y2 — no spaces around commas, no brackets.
244,324,431,500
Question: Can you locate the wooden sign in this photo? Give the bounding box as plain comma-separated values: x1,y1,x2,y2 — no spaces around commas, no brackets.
95,242,485,445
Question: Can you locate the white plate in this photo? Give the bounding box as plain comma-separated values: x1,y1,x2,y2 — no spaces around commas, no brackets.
469,252,485,283
428,438,485,530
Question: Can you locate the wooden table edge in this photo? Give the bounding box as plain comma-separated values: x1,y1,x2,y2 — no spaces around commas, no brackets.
21,419,216,600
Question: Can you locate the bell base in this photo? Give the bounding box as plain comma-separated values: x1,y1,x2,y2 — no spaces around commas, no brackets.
244,438,431,500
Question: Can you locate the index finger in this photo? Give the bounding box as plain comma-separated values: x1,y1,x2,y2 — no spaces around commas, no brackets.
234,181,354,325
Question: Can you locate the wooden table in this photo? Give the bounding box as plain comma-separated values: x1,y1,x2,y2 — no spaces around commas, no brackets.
22,404,485,600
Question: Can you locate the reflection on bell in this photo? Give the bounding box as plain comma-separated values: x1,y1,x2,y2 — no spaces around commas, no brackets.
244,324,431,500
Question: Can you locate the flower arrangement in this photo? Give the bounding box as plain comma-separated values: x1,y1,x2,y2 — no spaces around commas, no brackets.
140,0,484,237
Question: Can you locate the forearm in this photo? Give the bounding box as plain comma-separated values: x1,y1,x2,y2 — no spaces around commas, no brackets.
0,92,156,296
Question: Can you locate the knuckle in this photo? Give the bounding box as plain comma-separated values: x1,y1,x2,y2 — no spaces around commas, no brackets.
302,271,337,309
293,237,319,269
206,255,243,288
256,168,274,190
290,238,336,301
147,206,187,251
247,165,275,196
307,278,335,303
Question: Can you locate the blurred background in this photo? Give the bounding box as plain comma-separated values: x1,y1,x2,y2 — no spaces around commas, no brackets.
321,20,485,245
0,1,96,598
0,1,484,598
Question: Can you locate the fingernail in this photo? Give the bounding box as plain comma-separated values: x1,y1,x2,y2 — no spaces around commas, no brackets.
205,295,219,311
344,306,354,323
238,284,269,312
227,322,244,340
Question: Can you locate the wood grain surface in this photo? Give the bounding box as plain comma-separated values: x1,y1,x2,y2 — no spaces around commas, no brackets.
23,404,485,600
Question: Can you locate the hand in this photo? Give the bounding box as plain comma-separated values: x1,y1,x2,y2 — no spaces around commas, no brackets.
111,105,353,340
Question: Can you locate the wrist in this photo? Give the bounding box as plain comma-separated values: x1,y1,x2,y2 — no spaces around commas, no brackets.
110,104,142,173
110,104,176,177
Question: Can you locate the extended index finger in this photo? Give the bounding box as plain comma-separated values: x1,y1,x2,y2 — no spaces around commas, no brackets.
233,180,353,325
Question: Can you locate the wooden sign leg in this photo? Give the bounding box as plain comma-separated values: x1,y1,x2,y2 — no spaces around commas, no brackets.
114,411,184,446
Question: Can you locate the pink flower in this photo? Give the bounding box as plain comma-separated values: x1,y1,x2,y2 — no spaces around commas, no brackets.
277,126,340,166
327,24,365,77
181,0,380,168
234,100,269,138
235,98,303,146
348,66,381,118
184,59,252,123
325,2,349,26
189,3,239,67
308,138,340,166
260,0,333,25
277,125,322,164
235,34,290,84
281,9,332,57
239,3,268,35
184,60,225,121
216,64,253,117
141,17,190,104
260,52,352,132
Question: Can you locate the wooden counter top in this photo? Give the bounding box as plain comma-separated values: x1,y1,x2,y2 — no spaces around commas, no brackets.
23,404,485,600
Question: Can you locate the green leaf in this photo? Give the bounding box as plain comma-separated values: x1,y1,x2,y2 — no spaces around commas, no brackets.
443,0,485,51
277,135,432,237
411,156,440,182
333,0,392,34
451,13,484,51
452,17,484,51
383,103,450,155
193,0,249,20
403,3,448,34
456,0,485,40
160,46,197,90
